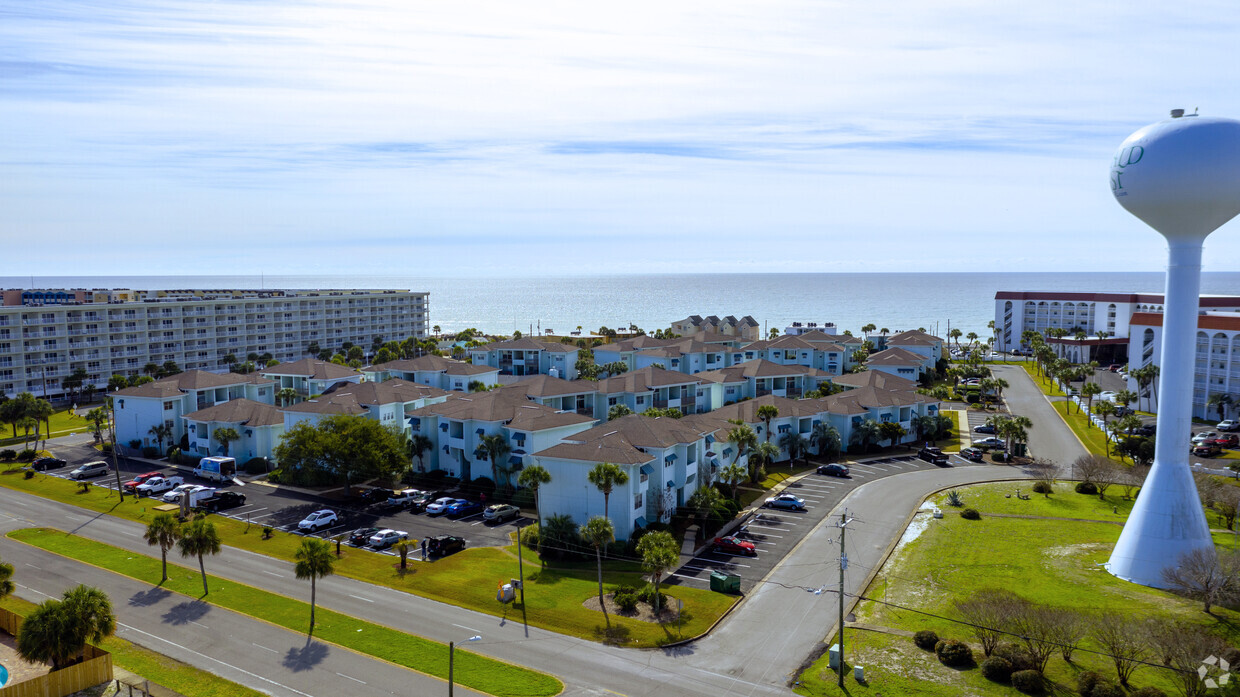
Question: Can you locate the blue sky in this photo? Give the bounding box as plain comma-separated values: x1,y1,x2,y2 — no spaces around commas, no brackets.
3,0,1240,276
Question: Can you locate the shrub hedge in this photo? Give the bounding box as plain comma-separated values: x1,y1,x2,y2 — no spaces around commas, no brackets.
980,656,1013,682
1011,669,1044,694
913,630,939,651
960,508,981,520
934,638,974,667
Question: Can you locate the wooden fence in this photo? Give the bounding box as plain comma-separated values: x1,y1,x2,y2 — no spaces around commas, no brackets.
0,607,114,697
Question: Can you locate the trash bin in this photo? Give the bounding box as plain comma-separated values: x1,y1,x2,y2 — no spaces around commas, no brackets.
1014,443,1027,457
710,571,741,594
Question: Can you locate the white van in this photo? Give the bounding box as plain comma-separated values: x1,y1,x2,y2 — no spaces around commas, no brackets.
69,461,109,480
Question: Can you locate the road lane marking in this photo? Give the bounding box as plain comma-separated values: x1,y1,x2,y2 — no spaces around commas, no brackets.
190,620,208,629
335,673,366,684
262,570,284,578
24,563,41,569
251,642,278,653
347,594,375,603
453,623,483,633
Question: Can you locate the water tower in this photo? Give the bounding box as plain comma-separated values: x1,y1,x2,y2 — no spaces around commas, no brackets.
1105,110,1240,587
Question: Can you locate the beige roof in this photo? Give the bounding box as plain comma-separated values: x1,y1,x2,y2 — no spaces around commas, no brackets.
600,335,675,353
699,359,828,380
504,374,598,398
366,354,496,376
887,330,943,345
111,382,187,399
865,347,927,366
282,393,370,416
595,366,703,393
410,390,595,430
183,399,284,427
110,369,272,398
473,337,576,353
830,370,920,392
321,379,449,405
262,358,362,380
535,413,710,463
823,385,932,412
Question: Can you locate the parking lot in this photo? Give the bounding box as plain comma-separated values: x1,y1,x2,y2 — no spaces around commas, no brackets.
670,452,990,592
31,446,526,561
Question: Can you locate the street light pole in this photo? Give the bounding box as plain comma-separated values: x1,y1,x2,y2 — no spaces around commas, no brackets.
448,635,481,696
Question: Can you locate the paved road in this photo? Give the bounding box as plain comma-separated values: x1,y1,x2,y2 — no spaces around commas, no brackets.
993,364,1088,472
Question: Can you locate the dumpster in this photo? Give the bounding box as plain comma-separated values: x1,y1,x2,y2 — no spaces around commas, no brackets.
1013,443,1027,457
709,571,741,594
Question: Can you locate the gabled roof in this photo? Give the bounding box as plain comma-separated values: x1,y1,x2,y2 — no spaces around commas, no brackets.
702,359,829,380
887,329,943,345
504,374,598,398
183,398,284,427
262,358,362,380
599,335,675,353
282,393,370,416
110,369,271,398
534,413,709,464
409,390,595,430
472,338,577,353
365,354,497,376
865,347,927,366
111,382,188,399
595,366,703,393
321,378,449,406
823,384,932,411
831,370,920,392
694,394,816,424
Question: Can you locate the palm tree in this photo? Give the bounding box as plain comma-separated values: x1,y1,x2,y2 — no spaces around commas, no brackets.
756,405,779,442
18,585,115,670
148,422,173,452
949,328,963,349
1095,401,1116,456
1114,390,1138,414
608,404,633,420
580,516,615,623
178,518,222,596
60,585,116,661
810,422,841,460
718,461,748,503
636,531,679,614
277,387,299,407
966,332,979,349
726,422,757,467
912,415,936,444
1079,382,1102,424
779,431,807,468
144,513,182,583
517,464,552,520
1207,393,1234,422
85,407,109,443
26,397,53,452
294,537,336,633
0,555,13,600
849,418,881,454
861,324,876,339
749,441,779,483
407,434,433,473
587,462,629,521
479,433,513,490
212,427,241,457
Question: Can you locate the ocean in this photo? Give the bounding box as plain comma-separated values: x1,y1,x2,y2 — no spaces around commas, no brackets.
5,272,1240,339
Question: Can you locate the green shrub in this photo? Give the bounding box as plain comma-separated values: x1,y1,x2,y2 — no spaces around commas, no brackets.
509,488,535,510
995,643,1037,672
1075,481,1098,495
980,656,1012,682
101,443,113,453
1089,682,1124,697
141,446,159,458
913,630,939,651
0,449,16,461
934,639,974,667
637,583,666,610
1076,671,1103,696
243,457,270,475
960,508,981,520
24,470,35,480
991,451,1009,463
1031,481,1053,494
167,447,181,464
466,476,496,497
1129,687,1167,697
1011,669,1044,694
261,525,274,539
946,490,963,507
612,585,639,613
520,524,540,550
16,449,36,461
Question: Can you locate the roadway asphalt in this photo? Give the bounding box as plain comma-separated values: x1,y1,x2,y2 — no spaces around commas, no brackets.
992,364,1088,472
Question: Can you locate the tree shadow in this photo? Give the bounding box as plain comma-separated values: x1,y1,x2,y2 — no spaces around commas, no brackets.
161,600,211,626
128,587,171,608
592,623,631,646
282,638,330,672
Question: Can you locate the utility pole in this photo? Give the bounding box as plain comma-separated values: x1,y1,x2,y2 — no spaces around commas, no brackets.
837,509,852,687
516,523,527,633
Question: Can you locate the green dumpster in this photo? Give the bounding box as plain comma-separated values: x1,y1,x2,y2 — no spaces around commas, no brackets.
710,571,741,594
1014,443,1027,457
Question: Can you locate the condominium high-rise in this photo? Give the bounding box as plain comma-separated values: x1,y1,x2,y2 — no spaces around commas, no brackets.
0,288,429,401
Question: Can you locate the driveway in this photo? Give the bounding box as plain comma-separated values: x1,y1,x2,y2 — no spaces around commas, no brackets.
991,364,1087,472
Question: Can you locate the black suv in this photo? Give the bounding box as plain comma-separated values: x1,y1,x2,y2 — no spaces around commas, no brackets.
31,457,67,471
200,491,247,512
427,535,466,557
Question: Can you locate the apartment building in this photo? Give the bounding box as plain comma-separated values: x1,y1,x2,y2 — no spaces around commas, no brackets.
1128,312,1240,421
0,287,429,401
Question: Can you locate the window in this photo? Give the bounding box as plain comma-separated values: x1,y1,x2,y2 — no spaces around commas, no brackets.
634,493,643,509
163,401,175,410
636,396,645,405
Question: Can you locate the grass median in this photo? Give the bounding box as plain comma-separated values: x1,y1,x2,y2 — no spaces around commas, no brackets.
8,527,562,697
0,463,735,647
0,594,269,697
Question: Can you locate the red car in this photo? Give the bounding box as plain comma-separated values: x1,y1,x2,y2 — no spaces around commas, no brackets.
122,471,163,492
1210,435,1239,448
712,535,757,556
1192,444,1222,458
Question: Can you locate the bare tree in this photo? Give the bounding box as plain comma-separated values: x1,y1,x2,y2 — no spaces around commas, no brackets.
1008,601,1058,674
1193,472,1225,509
1147,618,1230,697
1212,486,1240,531
1094,459,1124,501
1028,459,1057,497
1073,454,1108,486
1120,463,1148,500
1161,547,1238,614
954,589,1023,657
1044,608,1087,662
1090,614,1149,686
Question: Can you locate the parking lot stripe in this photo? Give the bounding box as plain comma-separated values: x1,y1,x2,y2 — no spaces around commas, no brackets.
669,572,709,582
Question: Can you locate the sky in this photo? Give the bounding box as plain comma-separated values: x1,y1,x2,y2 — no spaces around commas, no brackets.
3,0,1240,277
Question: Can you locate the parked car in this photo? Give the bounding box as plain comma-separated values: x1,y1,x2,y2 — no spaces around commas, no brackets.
426,535,466,557
446,500,484,518
1098,391,1117,403
410,490,450,513
348,527,382,546
1193,444,1222,458
959,447,985,462
1108,364,1124,372
123,471,163,491
1210,434,1239,448
425,497,459,516
69,461,109,480
973,436,1005,450
135,475,184,496
1219,420,1239,432
1112,406,1134,417
483,504,520,523
383,489,423,509
973,424,996,434
918,447,949,465
297,509,338,532
354,487,393,505
367,529,409,550
200,490,247,512
161,483,201,503
31,456,67,471
1134,424,1157,436
1192,431,1219,445
816,463,849,477
764,493,806,511
712,535,757,556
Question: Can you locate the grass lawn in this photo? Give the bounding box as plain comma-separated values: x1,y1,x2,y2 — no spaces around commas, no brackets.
9,527,562,697
0,407,95,447
794,481,1240,697
0,594,269,697
938,410,963,452
0,462,735,648
1051,400,1115,460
